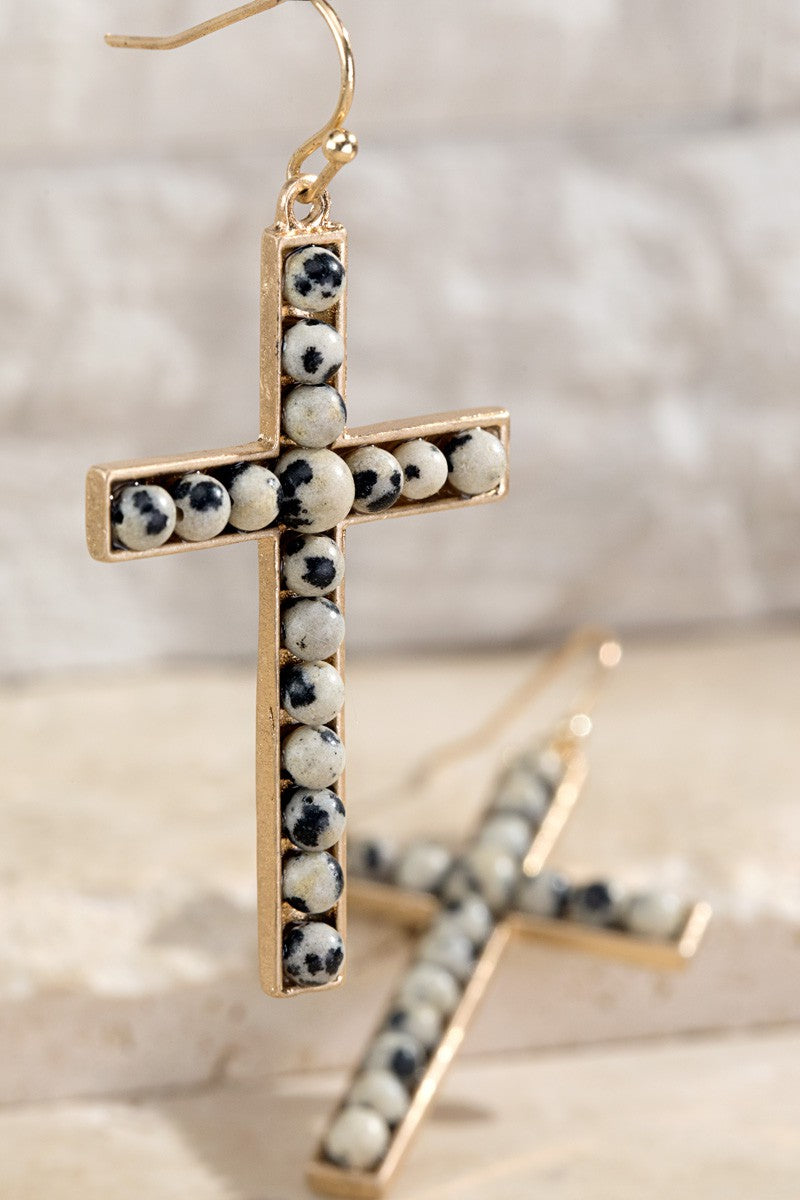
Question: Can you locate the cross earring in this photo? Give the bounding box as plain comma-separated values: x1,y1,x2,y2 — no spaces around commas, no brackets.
307,630,712,1195
85,1,509,998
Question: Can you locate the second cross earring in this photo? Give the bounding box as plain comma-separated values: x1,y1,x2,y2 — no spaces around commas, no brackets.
85,1,510,998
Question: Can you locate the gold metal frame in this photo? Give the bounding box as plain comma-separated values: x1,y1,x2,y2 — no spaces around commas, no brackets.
86,200,510,996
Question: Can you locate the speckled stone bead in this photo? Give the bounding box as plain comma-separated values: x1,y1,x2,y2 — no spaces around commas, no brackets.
437,896,494,948
283,787,345,852
395,842,453,895
283,385,347,449
441,427,507,496
346,445,403,514
568,880,628,928
443,845,519,915
283,245,345,313
283,850,343,914
281,660,345,726
282,534,344,597
394,961,461,1018
393,439,448,501
282,319,344,385
276,448,355,533
386,1001,443,1051
282,597,344,662
282,725,345,789
476,812,532,860
492,764,550,823
324,1106,389,1171
365,1030,426,1085
417,926,475,983
349,1070,410,1126
222,462,281,532
348,837,398,883
515,869,571,919
625,890,685,940
111,484,176,552
283,920,344,986
520,746,565,794
172,472,231,541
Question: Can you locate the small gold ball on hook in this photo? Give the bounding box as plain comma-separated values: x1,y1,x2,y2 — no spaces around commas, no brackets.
325,129,359,164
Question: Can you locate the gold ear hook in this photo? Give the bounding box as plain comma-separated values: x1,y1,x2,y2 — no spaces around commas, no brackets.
106,0,357,207
401,627,623,792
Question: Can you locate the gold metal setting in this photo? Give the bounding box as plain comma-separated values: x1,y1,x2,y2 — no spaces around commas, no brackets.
86,204,509,997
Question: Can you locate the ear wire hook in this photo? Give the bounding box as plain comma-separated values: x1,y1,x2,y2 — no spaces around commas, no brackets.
105,0,357,208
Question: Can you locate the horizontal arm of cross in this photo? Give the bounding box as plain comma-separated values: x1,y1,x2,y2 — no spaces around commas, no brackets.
86,407,509,563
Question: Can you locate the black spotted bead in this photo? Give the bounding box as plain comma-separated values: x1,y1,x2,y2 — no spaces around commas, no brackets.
282,534,344,597
276,448,355,532
365,1030,426,1085
346,445,403,514
282,319,344,385
283,245,345,312
283,921,344,986
281,660,344,726
568,880,627,928
172,472,231,542
282,850,344,914
440,427,507,496
283,787,345,852
282,597,345,662
111,484,176,551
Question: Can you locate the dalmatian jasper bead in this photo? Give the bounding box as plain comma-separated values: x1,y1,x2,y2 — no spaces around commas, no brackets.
282,597,345,662
476,812,533,860
417,926,475,983
348,836,398,883
111,484,176,551
349,1070,410,1127
568,880,628,928
283,920,344,986
283,787,345,852
172,472,231,542
438,896,494,948
365,1030,426,1085
625,890,685,940
283,245,345,313
282,534,344,597
277,448,355,533
222,462,281,532
346,445,403,514
441,427,507,496
443,844,519,915
282,725,345,789
492,763,550,823
324,1105,390,1172
282,850,343,914
283,385,347,449
393,439,448,501
395,961,461,1018
515,869,571,920
386,1001,443,1052
281,660,345,726
283,319,344,385
395,841,453,895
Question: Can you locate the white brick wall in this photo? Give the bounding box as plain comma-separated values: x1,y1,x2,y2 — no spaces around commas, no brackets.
2,1,799,673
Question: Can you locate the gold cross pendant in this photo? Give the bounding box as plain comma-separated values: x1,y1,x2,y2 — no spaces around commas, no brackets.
307,723,711,1195
85,202,510,999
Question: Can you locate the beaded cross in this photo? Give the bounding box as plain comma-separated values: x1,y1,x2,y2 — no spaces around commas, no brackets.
85,213,509,999
307,725,711,1196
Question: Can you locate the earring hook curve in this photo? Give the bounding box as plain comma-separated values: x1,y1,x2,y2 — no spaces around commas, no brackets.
105,0,357,207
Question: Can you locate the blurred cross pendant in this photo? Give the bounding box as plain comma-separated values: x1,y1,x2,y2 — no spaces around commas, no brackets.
307,648,711,1196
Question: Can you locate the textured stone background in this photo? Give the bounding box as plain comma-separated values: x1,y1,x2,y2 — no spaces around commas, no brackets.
2,1,800,675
